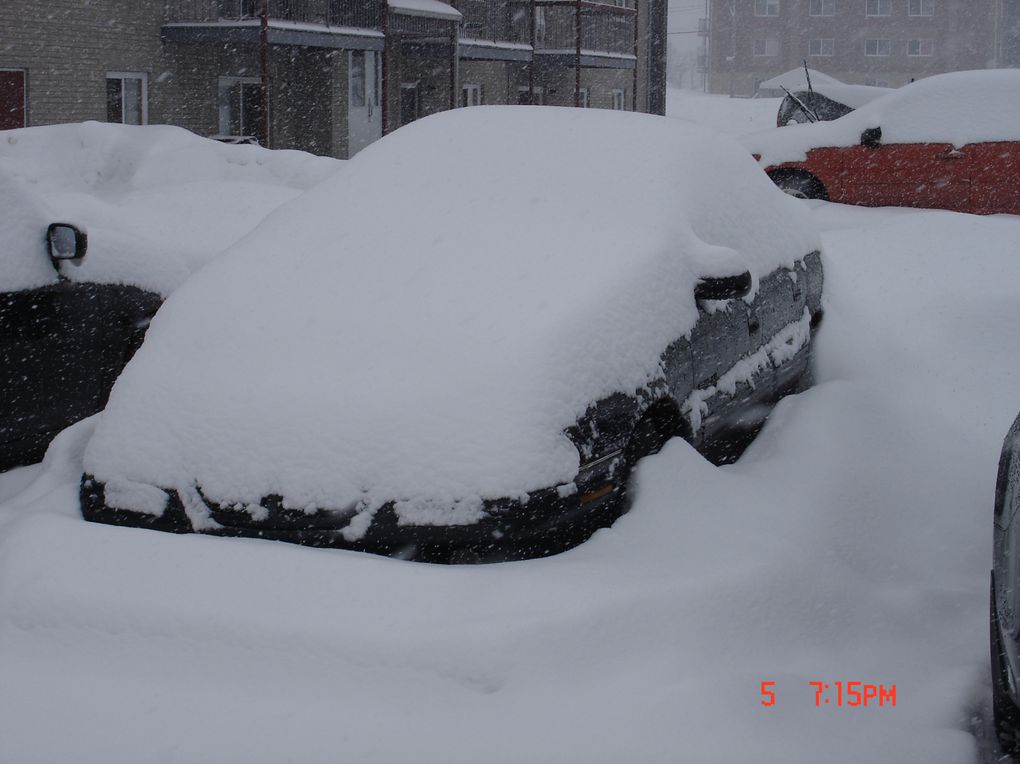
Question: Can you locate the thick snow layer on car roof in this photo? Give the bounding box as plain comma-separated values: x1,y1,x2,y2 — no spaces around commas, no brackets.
84,106,820,519
745,69,1020,165
800,83,893,110
0,122,340,294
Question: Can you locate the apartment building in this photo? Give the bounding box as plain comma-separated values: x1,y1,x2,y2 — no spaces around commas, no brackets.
0,0,666,158
704,0,1000,96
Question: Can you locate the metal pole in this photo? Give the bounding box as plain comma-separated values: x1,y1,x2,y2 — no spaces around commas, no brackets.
381,0,389,133
450,24,458,110
529,0,536,101
631,0,638,110
575,0,581,106
260,0,270,146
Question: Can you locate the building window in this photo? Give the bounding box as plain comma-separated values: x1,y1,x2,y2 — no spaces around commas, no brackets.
534,6,547,46
809,38,834,56
908,0,933,15
461,83,482,107
218,76,262,140
218,0,260,19
517,86,544,105
350,51,366,108
753,38,779,56
579,88,589,108
106,73,148,125
907,38,934,55
809,0,835,16
754,0,780,16
864,38,891,56
611,89,625,110
865,0,891,16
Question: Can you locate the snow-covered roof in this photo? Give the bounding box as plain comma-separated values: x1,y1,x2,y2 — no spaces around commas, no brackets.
0,122,340,295
84,106,820,522
744,69,1020,166
388,0,462,20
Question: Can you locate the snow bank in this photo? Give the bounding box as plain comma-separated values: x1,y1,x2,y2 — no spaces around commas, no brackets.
0,121,340,295
744,69,1020,165
4,201,1019,764
84,106,820,518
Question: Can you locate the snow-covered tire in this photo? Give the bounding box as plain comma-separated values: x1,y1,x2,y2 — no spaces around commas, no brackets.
992,574,1020,756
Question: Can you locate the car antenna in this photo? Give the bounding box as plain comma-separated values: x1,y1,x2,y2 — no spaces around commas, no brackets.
803,59,814,95
780,85,819,123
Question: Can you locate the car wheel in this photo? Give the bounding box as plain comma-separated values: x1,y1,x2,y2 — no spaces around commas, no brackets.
770,171,828,201
992,574,1020,755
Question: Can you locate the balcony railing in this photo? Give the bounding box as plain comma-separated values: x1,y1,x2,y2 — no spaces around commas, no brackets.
167,0,384,30
456,0,531,44
534,2,635,57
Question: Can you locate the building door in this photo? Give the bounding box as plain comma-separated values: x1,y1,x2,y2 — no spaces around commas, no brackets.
0,70,26,130
400,82,419,126
348,50,382,156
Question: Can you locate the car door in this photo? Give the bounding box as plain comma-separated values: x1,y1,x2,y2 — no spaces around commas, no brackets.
838,139,972,212
0,281,161,470
969,141,1020,215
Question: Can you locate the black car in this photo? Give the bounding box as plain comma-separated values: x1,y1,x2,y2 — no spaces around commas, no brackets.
992,411,1020,754
1,224,161,470
78,108,825,564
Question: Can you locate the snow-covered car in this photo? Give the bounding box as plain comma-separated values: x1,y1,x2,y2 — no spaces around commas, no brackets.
79,107,824,562
745,70,1020,215
0,122,339,471
992,410,1020,754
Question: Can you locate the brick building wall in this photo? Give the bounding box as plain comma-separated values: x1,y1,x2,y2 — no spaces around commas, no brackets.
707,0,999,96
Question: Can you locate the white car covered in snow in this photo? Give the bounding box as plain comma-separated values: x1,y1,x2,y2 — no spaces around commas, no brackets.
80,107,824,562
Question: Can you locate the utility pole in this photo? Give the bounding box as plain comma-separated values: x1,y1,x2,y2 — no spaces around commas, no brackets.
260,0,270,147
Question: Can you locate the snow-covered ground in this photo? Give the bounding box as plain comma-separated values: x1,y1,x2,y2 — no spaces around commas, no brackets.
1,99,1018,762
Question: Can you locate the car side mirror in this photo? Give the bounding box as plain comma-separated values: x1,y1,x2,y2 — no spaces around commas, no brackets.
860,126,882,148
47,223,87,267
695,271,752,301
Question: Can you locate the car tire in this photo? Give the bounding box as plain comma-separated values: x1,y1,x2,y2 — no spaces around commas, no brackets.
992,573,1020,756
769,171,829,201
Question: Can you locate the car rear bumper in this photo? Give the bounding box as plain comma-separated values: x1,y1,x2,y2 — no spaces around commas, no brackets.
80,472,625,562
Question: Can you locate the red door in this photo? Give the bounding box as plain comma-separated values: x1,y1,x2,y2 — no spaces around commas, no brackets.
0,70,26,130
969,142,1020,215
837,142,971,212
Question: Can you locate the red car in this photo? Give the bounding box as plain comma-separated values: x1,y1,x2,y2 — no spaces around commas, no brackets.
744,70,1020,215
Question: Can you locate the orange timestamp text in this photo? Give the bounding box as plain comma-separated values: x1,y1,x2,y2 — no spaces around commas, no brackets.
760,681,896,708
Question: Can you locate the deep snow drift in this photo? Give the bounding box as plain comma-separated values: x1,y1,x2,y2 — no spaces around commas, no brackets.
82,106,820,521
1,98,1018,762
0,121,340,295
1,198,1016,764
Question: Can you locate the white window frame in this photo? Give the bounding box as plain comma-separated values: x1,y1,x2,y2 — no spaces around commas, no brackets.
808,0,835,16
754,0,780,17
106,71,148,125
753,38,779,57
611,89,625,110
907,38,934,56
534,6,547,46
864,38,891,56
217,75,261,138
809,38,834,56
461,83,482,107
865,0,891,16
908,0,933,15
517,85,544,105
